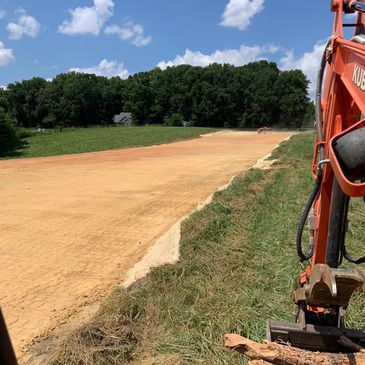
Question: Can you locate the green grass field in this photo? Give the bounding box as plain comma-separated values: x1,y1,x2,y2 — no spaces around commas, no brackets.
50,132,365,365
4,126,217,159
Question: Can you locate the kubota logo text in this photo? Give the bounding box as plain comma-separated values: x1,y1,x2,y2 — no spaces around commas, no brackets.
352,64,365,91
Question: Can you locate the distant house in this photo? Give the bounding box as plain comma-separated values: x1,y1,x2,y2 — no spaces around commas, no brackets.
113,112,133,127
183,121,191,127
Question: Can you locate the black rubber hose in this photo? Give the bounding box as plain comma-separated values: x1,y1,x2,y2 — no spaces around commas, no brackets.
295,38,329,262
315,38,331,162
343,245,365,264
296,171,323,262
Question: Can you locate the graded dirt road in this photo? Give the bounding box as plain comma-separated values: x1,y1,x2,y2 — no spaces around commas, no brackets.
0,131,292,358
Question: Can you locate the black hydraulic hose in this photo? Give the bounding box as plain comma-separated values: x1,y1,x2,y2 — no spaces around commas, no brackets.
296,39,330,262
315,38,332,162
296,171,323,262
343,245,365,264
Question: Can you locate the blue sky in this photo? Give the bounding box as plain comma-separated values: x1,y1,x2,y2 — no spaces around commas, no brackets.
0,0,343,91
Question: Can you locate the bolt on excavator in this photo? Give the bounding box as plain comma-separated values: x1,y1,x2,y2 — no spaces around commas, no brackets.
226,0,365,356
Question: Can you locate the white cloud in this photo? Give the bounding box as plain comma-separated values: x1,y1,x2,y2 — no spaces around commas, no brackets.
0,41,14,66
221,0,265,31
0,9,7,19
279,40,327,95
59,0,114,36
7,9,41,40
105,21,151,47
69,59,129,79
157,44,278,70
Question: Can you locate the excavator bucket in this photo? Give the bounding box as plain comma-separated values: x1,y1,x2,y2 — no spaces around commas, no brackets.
267,320,365,353
267,264,365,353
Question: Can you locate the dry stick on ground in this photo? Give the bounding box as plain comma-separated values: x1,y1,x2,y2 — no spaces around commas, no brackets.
224,334,365,365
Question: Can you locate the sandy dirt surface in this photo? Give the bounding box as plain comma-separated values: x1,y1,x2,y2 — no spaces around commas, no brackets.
0,131,292,359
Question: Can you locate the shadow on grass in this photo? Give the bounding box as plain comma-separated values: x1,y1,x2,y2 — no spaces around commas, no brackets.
0,139,29,159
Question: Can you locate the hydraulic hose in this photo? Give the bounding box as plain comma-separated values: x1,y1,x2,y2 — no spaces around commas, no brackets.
296,39,330,262
315,38,332,163
343,246,365,264
296,171,323,261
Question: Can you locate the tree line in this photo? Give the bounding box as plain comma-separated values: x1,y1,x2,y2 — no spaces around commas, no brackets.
0,60,313,133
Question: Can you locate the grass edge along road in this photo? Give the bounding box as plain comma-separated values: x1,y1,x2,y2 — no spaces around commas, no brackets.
49,132,365,365
4,126,218,159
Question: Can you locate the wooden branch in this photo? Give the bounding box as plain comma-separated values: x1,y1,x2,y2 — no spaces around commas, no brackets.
224,333,365,365
338,335,365,352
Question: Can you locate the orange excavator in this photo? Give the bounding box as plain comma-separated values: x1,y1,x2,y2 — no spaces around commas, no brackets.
267,0,365,352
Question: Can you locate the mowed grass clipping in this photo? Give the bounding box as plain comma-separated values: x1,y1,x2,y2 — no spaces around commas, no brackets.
49,132,365,365
6,126,217,159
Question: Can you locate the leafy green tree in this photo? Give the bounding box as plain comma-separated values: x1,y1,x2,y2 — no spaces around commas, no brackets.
123,72,156,125
302,101,315,129
239,61,280,128
36,80,63,128
275,70,310,128
99,76,125,124
7,78,48,128
164,113,184,126
4,61,311,130
0,88,10,113
0,107,20,156
152,65,196,122
190,64,237,127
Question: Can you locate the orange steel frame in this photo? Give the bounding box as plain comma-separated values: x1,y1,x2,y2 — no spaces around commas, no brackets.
310,0,365,271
